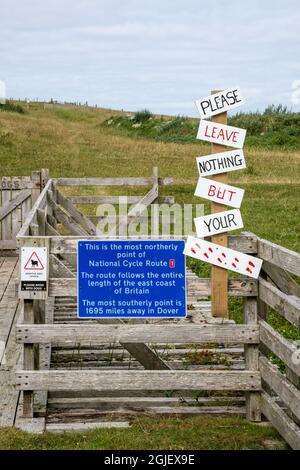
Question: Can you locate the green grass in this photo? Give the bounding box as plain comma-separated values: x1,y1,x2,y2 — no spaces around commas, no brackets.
0,417,287,450
0,100,299,450
103,105,300,149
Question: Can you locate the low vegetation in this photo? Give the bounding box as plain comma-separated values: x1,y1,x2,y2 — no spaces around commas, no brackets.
0,100,299,449
0,417,287,450
104,105,300,149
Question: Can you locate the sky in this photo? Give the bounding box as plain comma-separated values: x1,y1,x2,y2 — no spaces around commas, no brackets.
1,0,300,116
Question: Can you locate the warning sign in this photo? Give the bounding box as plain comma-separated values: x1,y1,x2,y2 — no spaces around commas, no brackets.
21,247,48,292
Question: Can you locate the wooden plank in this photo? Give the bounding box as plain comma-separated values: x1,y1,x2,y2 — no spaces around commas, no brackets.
16,323,259,345
243,298,261,422
258,238,300,277
0,297,23,427
259,278,300,328
50,254,75,278
261,392,300,450
50,199,88,236
1,182,12,240
54,176,173,187
0,176,33,190
262,261,300,298
34,297,54,422
15,370,261,391
260,356,300,421
0,261,19,364
260,320,300,377
210,90,228,318
48,276,257,297
11,186,22,240
22,300,34,417
0,257,18,301
17,180,52,237
56,189,96,235
0,190,31,222
120,343,170,370
68,196,174,205
45,222,60,236
0,240,17,250
46,422,130,432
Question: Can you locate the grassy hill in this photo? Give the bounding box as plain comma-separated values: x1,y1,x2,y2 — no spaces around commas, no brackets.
0,100,298,450
0,100,299,249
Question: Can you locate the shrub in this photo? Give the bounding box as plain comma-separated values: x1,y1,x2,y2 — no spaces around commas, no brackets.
0,100,25,114
134,109,153,123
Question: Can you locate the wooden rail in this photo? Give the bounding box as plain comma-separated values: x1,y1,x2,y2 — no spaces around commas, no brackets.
15,370,261,392
257,238,300,449
16,324,259,345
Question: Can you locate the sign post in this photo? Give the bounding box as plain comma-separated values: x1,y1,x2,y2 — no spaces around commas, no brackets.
208,90,228,318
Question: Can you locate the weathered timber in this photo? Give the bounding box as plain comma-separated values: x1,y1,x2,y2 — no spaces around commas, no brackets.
53,176,173,187
262,261,300,297
260,356,300,421
0,190,31,222
15,370,261,391
56,189,96,235
259,278,300,328
16,324,259,345
17,180,52,237
261,392,300,450
258,238,300,277
260,320,300,377
244,297,261,422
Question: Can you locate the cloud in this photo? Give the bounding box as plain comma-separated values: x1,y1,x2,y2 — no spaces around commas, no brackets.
0,0,299,114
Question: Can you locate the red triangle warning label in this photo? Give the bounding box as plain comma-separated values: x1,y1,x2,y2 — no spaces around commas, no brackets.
24,251,45,270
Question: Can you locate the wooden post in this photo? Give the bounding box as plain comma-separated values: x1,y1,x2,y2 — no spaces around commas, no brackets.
152,167,159,237
23,299,35,417
210,90,228,318
244,297,261,422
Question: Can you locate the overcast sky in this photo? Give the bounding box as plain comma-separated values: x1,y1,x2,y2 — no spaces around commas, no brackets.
1,0,300,115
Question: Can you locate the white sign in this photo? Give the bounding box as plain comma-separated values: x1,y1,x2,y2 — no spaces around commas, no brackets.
194,177,244,209
195,87,244,119
197,120,246,149
196,149,246,177
194,209,244,238
183,236,262,279
21,247,48,292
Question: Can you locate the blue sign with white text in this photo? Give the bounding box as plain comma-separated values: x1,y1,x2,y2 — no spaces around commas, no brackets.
78,240,186,318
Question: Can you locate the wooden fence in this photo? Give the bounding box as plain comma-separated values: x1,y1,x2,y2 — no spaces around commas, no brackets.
256,239,300,449
0,170,48,251
8,168,300,448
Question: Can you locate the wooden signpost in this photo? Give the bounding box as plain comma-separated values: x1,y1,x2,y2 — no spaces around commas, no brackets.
185,87,262,317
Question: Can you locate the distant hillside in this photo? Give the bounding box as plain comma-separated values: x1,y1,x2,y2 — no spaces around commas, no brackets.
102,105,300,149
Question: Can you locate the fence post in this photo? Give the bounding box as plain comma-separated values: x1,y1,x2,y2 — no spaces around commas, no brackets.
152,167,159,237
23,299,35,417
210,90,228,318
244,297,261,421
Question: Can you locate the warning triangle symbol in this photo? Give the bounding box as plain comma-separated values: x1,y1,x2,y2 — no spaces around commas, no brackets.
24,251,45,270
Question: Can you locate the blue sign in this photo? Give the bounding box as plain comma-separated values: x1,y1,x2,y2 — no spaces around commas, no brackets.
78,240,186,318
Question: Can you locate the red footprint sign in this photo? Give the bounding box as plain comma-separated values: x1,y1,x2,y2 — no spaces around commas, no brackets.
184,236,263,279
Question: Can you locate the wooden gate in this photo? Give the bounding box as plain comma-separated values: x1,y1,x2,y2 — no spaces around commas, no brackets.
0,170,48,251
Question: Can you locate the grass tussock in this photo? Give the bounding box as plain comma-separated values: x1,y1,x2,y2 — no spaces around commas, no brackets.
0,417,287,450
